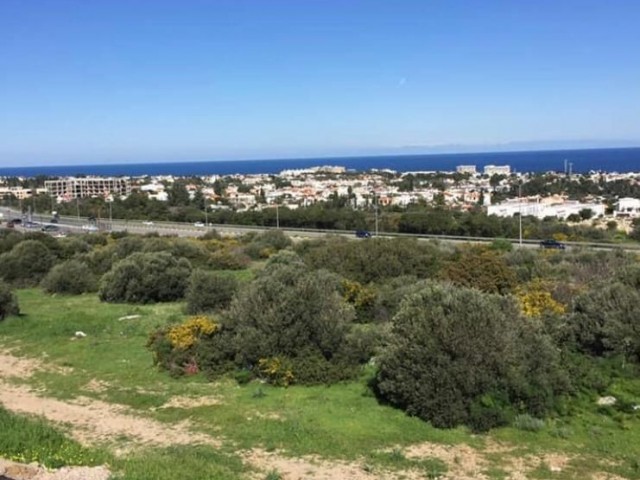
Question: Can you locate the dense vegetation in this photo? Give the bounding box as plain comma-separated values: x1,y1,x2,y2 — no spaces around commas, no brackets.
0,225,639,435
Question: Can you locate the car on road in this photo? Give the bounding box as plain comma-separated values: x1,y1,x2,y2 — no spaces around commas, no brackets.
193,222,205,227
82,224,98,232
142,220,154,225
41,225,60,232
355,230,372,238
539,239,566,250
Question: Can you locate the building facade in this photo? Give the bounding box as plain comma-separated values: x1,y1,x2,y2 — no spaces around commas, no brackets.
484,165,511,176
45,177,131,200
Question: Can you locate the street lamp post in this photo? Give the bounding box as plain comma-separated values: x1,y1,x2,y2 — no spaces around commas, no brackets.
276,202,279,229
204,197,208,226
518,181,523,246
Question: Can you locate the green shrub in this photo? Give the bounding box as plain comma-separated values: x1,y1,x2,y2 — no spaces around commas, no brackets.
570,282,640,362
374,281,570,431
41,260,97,295
99,251,192,303
208,248,251,270
513,414,546,432
0,239,56,286
184,270,239,314
0,280,19,320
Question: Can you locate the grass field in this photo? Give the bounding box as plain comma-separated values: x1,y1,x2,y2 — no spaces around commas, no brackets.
1,287,640,479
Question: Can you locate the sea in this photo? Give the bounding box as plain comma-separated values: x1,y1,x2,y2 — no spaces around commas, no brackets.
1,147,639,177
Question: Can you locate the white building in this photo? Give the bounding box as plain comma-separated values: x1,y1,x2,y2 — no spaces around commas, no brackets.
615,197,640,218
456,165,477,174
484,165,511,176
488,197,605,220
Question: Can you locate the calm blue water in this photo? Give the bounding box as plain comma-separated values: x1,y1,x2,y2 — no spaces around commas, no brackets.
1,147,639,177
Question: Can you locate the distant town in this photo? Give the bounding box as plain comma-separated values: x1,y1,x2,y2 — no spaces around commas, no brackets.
1,164,640,235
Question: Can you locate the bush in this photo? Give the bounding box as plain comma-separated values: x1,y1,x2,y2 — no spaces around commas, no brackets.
0,281,19,320
208,248,251,270
99,252,192,304
297,237,443,284
243,230,292,259
513,414,546,432
441,245,516,294
0,240,56,287
374,281,569,431
570,282,640,362
41,260,97,295
184,270,239,314
227,261,355,381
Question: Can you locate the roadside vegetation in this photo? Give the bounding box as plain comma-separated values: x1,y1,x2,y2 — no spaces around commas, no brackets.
0,226,639,479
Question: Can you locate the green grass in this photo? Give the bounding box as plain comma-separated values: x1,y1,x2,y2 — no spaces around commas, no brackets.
2,288,640,479
0,405,107,469
0,406,248,479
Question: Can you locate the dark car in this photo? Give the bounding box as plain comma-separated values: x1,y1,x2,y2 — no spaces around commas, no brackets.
355,230,371,238
539,239,566,250
42,224,60,232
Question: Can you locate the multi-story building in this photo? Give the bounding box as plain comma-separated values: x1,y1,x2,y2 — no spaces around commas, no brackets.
484,165,511,176
45,177,131,200
456,165,477,174
488,196,605,220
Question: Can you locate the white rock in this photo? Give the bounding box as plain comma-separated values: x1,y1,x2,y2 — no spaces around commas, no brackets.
596,396,617,406
74,331,87,338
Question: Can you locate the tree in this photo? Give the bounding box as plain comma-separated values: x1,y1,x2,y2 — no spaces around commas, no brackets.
0,281,19,320
375,281,569,431
168,181,191,206
579,208,594,220
99,252,192,303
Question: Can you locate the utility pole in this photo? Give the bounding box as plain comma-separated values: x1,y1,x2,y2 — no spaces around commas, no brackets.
276,202,279,229
108,199,113,231
374,193,379,237
76,197,80,222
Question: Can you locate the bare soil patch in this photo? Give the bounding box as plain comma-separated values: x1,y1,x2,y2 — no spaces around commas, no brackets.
403,442,487,479
0,459,110,480
246,449,417,480
157,395,222,410
0,382,220,451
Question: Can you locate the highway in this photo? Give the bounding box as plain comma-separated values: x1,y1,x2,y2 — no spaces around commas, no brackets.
3,207,639,251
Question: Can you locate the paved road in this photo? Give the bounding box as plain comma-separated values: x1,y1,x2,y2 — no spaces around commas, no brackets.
3,207,639,251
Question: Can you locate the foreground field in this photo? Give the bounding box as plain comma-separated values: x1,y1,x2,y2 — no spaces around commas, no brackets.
1,289,639,480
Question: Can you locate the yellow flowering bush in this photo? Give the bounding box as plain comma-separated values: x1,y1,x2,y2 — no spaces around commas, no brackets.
341,279,376,309
167,316,217,350
516,279,565,318
258,356,295,386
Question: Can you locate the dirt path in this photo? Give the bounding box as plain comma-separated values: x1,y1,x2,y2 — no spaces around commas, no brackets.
0,352,627,480
0,353,220,451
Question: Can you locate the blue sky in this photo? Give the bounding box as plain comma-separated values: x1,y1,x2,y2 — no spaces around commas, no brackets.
1,0,639,166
